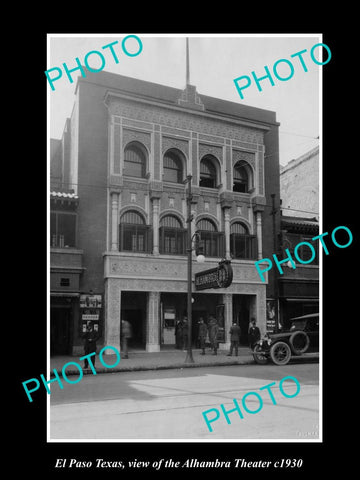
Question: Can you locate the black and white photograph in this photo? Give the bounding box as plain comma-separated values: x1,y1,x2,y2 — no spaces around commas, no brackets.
15,27,356,474
47,34,321,442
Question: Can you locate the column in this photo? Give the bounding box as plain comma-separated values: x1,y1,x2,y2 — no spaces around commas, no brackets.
146,291,160,352
224,207,231,260
256,211,263,259
256,287,267,336
151,196,160,255
223,293,233,349
104,279,121,353
110,191,119,251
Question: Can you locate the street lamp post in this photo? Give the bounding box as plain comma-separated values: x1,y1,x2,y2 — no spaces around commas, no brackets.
184,175,205,364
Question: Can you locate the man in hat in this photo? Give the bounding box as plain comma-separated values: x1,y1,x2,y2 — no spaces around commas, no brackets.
227,322,241,356
198,318,208,355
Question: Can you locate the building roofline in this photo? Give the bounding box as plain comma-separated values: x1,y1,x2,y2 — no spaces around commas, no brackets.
76,69,280,128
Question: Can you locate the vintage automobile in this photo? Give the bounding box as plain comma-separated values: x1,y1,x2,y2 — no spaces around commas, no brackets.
252,313,319,366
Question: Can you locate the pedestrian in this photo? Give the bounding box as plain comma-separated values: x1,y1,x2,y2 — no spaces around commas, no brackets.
208,316,219,355
248,318,261,349
182,316,188,351
227,322,241,356
82,322,98,369
121,319,132,359
198,318,208,355
175,318,184,349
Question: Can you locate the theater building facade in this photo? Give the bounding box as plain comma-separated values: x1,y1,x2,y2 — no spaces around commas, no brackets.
50,69,281,355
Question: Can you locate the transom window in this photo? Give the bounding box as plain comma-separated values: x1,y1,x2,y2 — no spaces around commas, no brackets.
199,156,217,188
124,143,147,178
163,149,184,183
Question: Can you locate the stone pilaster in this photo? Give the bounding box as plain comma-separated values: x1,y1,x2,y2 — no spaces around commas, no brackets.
104,279,121,354
146,291,160,352
255,211,263,259
152,197,160,255
222,293,233,349
110,191,120,251
224,208,231,260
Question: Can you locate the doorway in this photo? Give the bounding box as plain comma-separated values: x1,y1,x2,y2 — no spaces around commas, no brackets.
121,292,146,349
232,295,252,345
50,306,72,355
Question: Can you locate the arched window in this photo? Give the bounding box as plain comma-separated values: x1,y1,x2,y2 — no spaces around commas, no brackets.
199,156,217,188
163,149,184,183
119,210,151,252
233,161,250,193
196,218,224,257
124,142,147,178
230,221,257,259
159,215,186,254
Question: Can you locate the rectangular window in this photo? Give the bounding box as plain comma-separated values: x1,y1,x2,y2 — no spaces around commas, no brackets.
119,225,151,252
199,231,225,258
159,227,186,255
230,234,257,259
285,233,319,265
50,211,77,248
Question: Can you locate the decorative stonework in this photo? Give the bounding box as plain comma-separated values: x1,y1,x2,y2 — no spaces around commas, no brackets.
108,98,264,146
122,128,152,152
161,136,189,157
106,255,263,285
232,149,256,168
198,143,223,163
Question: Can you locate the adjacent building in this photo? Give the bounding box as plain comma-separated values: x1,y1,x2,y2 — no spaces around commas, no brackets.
50,68,281,355
278,146,320,328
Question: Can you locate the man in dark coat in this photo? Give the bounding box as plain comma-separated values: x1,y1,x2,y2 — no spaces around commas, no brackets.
248,318,261,349
198,318,208,355
175,319,184,349
182,316,189,351
208,316,219,355
227,322,241,356
83,323,99,369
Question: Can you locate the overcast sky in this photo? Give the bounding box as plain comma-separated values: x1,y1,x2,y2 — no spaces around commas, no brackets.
47,34,321,166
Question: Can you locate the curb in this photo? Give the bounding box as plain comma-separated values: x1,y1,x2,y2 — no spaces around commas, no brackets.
51,357,256,377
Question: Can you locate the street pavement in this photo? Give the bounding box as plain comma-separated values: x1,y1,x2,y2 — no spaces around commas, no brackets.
49,362,320,441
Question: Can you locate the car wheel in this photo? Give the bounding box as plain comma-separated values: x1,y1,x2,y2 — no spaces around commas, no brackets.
289,331,310,355
270,341,291,365
253,344,268,365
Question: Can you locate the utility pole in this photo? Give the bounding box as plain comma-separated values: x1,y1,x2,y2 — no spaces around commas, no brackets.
185,175,194,364
270,193,279,333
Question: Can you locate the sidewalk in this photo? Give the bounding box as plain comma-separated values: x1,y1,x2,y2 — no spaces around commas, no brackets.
50,346,256,376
